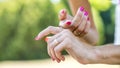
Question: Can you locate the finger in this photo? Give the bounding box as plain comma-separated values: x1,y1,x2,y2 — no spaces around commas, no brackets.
70,7,84,31
47,44,55,61
74,11,88,36
47,32,64,58
47,34,60,44
54,38,67,61
58,9,73,29
35,26,62,40
48,42,61,63
84,20,91,34
59,13,73,29
48,36,63,63
46,36,55,61
79,11,88,30
79,18,91,37
78,11,88,32
58,9,67,20
48,30,70,61
58,9,73,21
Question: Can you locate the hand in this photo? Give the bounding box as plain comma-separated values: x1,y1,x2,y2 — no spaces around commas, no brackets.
47,29,96,64
58,7,91,37
35,26,97,64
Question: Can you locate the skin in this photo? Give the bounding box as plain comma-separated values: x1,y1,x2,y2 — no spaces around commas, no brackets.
35,26,120,64
58,0,99,45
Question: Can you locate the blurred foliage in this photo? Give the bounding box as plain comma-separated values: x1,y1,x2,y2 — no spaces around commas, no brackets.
99,7,115,44
0,0,58,60
91,7,105,44
89,0,114,44
89,0,112,11
88,0,114,44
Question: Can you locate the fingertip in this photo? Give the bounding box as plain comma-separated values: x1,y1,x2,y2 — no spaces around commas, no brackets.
76,6,84,15
59,9,66,16
35,36,39,40
61,9,65,14
45,37,48,42
84,11,88,16
79,6,84,11
59,9,67,20
60,9,67,14
51,57,55,61
65,20,72,26
59,20,72,29
56,59,61,63
61,56,65,61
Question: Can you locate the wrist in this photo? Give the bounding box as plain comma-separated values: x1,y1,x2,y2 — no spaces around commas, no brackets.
92,46,108,64
82,28,98,45
84,46,104,64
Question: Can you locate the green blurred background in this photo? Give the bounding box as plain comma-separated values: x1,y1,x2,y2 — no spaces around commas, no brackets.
0,0,115,61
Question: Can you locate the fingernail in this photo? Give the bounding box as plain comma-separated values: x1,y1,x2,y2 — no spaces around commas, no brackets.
65,20,71,25
45,37,51,42
79,6,84,11
84,11,88,16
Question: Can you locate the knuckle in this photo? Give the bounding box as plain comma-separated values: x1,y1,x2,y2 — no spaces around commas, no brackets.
48,26,52,28
48,26,53,30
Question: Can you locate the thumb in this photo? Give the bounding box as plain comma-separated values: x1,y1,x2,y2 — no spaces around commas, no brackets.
58,9,67,20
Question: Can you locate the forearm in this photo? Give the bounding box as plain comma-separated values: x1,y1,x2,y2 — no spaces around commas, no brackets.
93,44,120,64
68,0,99,45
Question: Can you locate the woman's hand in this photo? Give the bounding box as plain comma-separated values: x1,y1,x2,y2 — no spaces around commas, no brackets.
58,7,90,37
35,26,96,64
46,29,97,64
